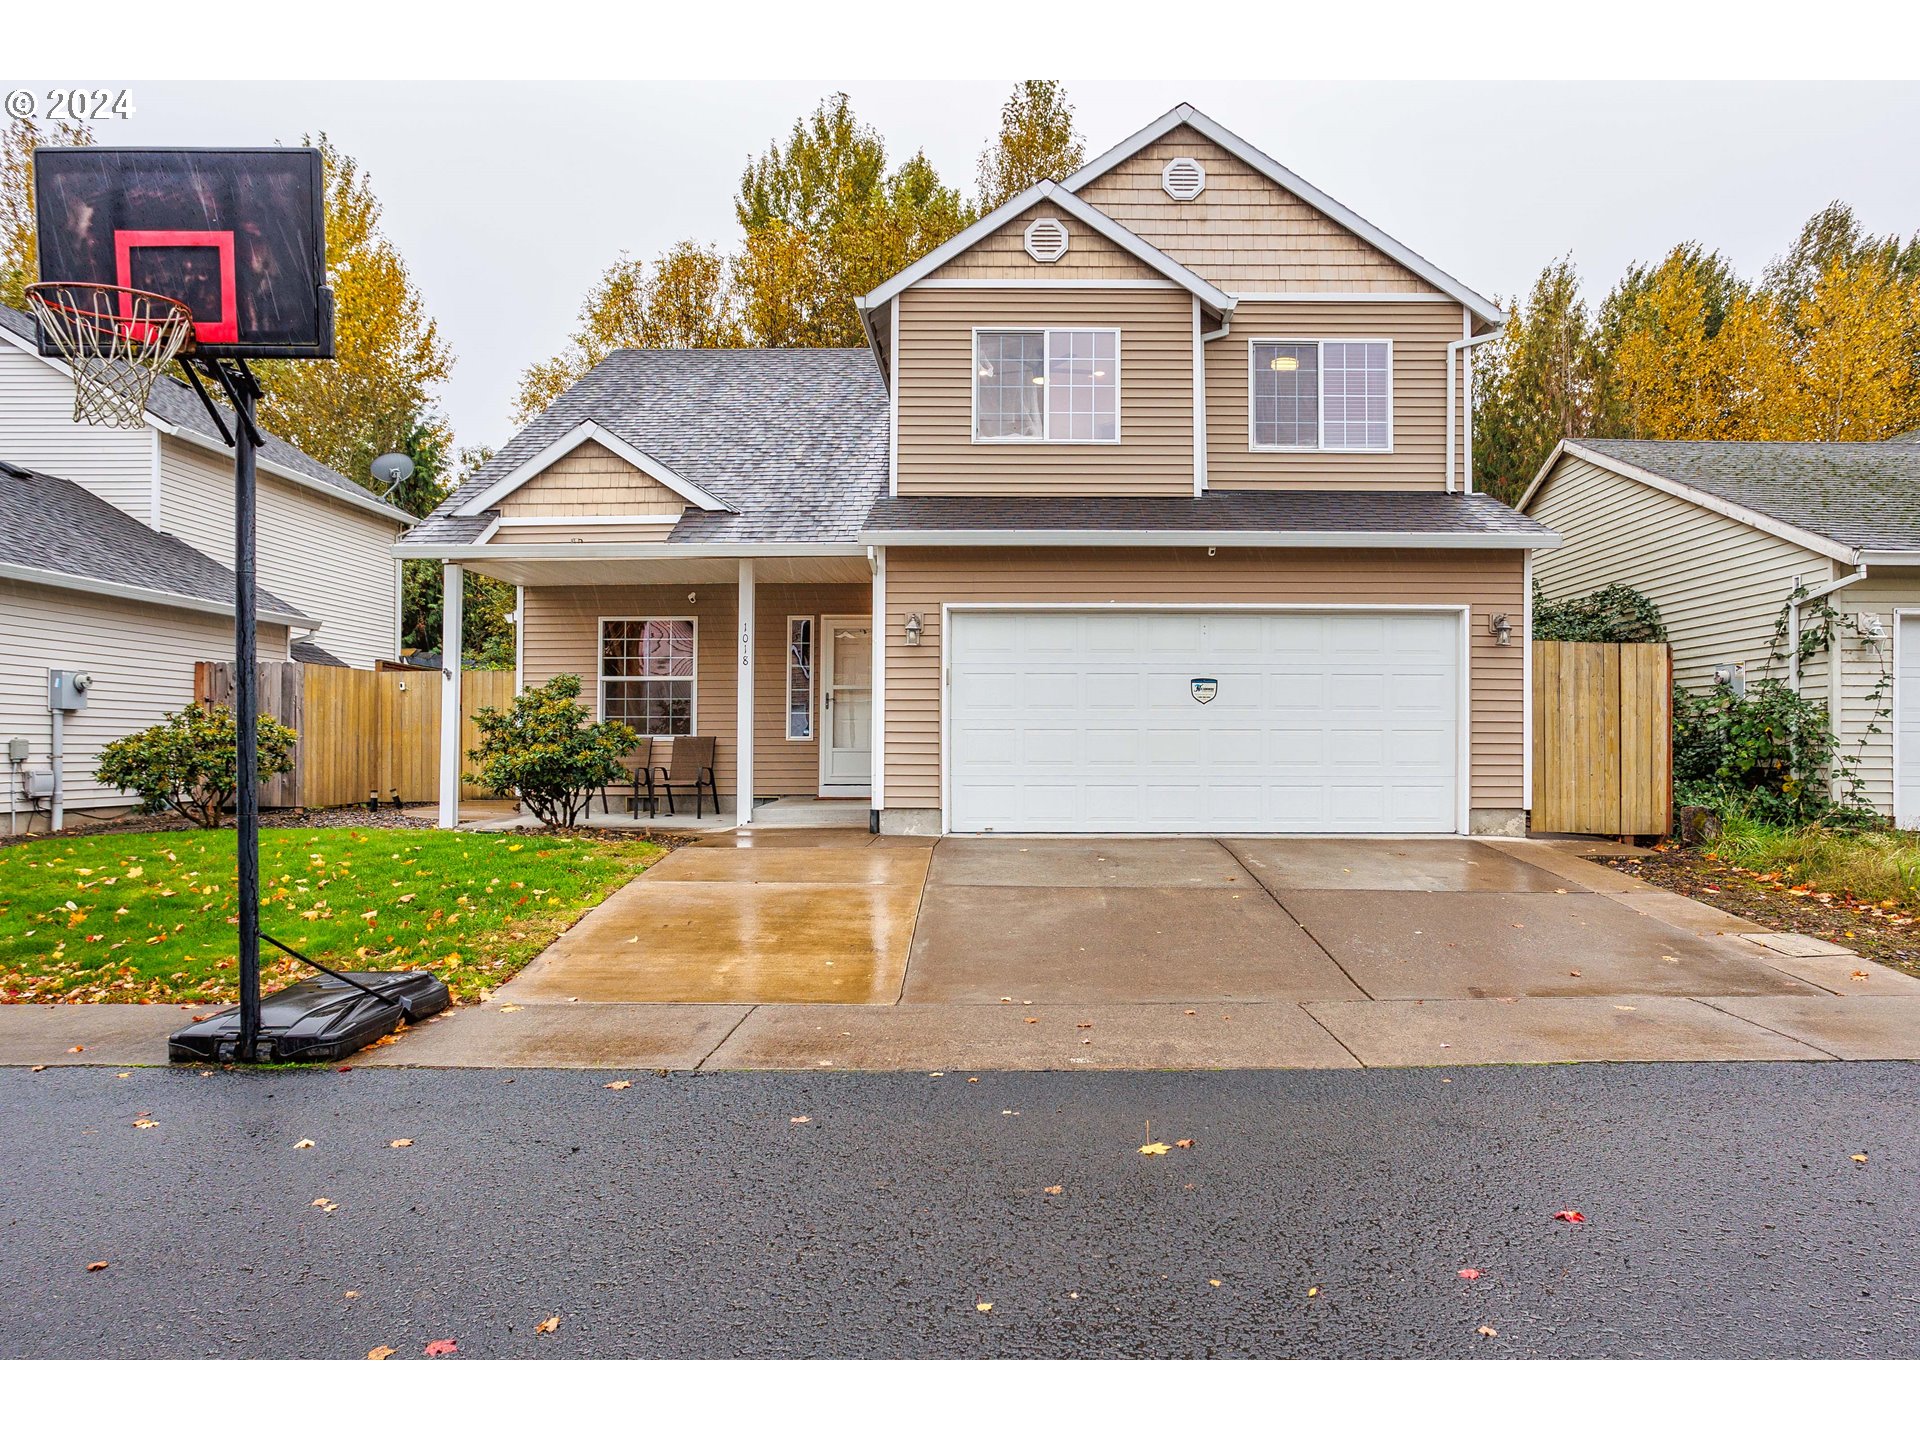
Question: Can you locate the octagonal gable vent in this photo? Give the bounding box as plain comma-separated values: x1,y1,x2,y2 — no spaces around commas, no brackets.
1161,156,1207,201
1023,216,1071,264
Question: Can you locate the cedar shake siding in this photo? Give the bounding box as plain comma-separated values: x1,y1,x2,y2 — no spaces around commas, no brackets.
497,440,689,520
928,200,1160,282
894,287,1196,496
1075,125,1431,294
880,547,1526,814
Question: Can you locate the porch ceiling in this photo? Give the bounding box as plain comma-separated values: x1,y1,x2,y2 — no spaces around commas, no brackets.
462,554,873,587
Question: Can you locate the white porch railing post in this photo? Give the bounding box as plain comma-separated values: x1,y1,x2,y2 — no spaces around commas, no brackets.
736,558,755,828
437,562,464,829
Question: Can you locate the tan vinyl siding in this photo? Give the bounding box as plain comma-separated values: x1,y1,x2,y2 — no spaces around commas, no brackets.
0,577,286,814
158,436,402,669
929,200,1161,282
519,581,869,800
1528,455,1832,692
1824,570,1912,815
895,287,1194,495
1207,300,1468,489
1076,126,1430,293
881,546,1524,813
0,345,155,523
497,441,689,519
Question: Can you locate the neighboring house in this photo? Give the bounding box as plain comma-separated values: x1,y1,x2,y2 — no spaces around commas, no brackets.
404,102,1559,836
0,302,413,669
0,299,414,825
0,458,308,826
1522,434,1920,823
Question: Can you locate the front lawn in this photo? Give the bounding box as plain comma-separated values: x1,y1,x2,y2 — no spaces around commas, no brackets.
0,828,665,1004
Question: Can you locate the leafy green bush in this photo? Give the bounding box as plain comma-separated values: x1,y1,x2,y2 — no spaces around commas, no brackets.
1532,581,1669,643
94,703,298,828
464,674,639,828
1672,678,1852,824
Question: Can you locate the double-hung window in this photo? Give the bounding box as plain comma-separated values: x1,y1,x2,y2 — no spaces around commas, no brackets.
786,616,814,741
974,328,1119,442
1250,339,1391,452
599,617,695,737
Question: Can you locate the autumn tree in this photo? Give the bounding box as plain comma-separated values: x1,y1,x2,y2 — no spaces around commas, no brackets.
254,134,454,492
1780,256,1920,440
1596,244,1764,440
1472,257,1601,500
975,80,1087,208
400,443,516,669
0,115,94,311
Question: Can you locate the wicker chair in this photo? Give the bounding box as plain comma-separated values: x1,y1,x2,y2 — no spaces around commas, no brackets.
600,738,658,818
658,736,719,818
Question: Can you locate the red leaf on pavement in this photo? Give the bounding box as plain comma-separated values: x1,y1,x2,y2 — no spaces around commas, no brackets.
423,1338,458,1357
1457,1268,1482,1280
1554,1210,1586,1224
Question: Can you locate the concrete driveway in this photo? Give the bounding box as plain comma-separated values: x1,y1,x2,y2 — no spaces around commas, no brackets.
340,830,1920,1072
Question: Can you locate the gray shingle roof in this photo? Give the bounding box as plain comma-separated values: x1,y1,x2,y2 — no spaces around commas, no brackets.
1568,438,1920,554
0,303,411,527
862,490,1555,541
407,348,889,546
0,457,308,623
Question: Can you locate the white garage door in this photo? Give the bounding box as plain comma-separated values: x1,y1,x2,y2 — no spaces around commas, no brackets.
947,608,1462,834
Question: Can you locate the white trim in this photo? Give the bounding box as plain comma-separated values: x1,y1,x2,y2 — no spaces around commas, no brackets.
1896,609,1920,827
1246,337,1394,454
148,428,163,528
1023,216,1070,263
1191,296,1207,497
871,546,886,815
393,554,404,660
1233,292,1457,304
939,602,1472,838
596,614,699,739
785,614,815,742
1062,104,1503,327
737,561,754,827
818,614,874,798
493,514,680,529
1522,549,1534,815
856,179,1234,314
394,540,867,562
1161,155,1206,200
856,528,1559,550
513,583,525,695
887,299,900,498
915,279,1181,290
0,560,307,625
436,563,463,829
970,326,1122,446
1858,551,1920,567
455,422,733,518
1518,440,1858,565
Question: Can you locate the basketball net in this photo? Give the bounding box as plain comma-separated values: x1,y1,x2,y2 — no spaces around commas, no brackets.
25,282,196,429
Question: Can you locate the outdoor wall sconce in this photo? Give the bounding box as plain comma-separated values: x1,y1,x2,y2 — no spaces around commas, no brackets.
904,612,924,646
1489,612,1514,646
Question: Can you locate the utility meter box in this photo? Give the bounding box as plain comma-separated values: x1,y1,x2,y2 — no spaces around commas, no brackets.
23,769,55,799
6,737,26,763
48,670,92,712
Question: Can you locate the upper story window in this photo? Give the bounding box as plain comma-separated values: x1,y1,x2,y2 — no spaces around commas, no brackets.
974,328,1119,444
1250,339,1392,453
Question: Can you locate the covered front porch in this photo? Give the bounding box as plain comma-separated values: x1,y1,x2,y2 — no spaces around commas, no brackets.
431,550,881,829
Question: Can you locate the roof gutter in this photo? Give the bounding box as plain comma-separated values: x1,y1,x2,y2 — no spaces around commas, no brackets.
856,528,1559,551
392,540,871,562
0,560,310,627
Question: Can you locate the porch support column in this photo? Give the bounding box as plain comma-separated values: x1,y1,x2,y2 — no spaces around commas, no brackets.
736,558,755,828
437,562,463,829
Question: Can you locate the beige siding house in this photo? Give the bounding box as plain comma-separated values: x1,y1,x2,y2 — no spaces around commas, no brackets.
405,102,1558,837
1523,436,1920,821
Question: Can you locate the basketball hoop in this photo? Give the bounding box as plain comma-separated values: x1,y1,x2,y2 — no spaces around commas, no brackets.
25,281,196,429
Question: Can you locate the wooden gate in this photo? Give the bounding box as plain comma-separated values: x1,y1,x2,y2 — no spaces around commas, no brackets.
195,662,515,809
1531,642,1673,836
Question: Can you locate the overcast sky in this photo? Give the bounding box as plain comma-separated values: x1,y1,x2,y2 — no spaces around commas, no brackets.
52,80,1920,469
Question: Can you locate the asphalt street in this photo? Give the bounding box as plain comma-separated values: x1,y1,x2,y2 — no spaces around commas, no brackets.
3,1061,1916,1358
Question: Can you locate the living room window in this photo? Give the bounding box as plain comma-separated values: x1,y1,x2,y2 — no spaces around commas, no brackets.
974,328,1119,442
599,617,696,736
1250,339,1392,452
786,616,814,741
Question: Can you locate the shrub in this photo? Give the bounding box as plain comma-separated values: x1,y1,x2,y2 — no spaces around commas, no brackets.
464,673,639,828
1532,581,1669,643
95,703,298,828
1671,678,1850,825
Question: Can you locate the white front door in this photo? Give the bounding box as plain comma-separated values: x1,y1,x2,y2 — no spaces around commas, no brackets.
820,616,873,797
946,607,1463,834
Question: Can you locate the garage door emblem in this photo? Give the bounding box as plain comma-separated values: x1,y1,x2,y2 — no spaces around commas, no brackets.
1189,678,1218,704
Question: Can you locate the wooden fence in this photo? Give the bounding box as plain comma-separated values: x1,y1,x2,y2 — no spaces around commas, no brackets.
195,661,515,809
1531,641,1672,837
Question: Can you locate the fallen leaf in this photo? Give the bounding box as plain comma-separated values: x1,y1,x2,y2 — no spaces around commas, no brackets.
1139,1142,1171,1156
132,1117,158,1129
1208,1279,1222,1287
1568,969,1582,977
1458,1268,1482,1280
344,1291,359,1299
1024,1017,1038,1024
603,1080,632,1090
499,1004,523,1013
1852,1153,1869,1164
1554,1210,1585,1223
975,1302,993,1313
1478,1325,1499,1338
790,1116,811,1124
388,1138,414,1148
86,1261,109,1272
967,1076,979,1083
116,1072,130,1079
67,1046,84,1054
536,1315,560,1334
31,1065,46,1073
1613,1004,1638,1012
294,1138,315,1148
1043,1185,1063,1195
1307,1287,1319,1298
366,1346,395,1361
1174,1138,1195,1149
423,1339,458,1358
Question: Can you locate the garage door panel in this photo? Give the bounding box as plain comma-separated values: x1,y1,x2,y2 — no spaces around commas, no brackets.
948,609,1461,834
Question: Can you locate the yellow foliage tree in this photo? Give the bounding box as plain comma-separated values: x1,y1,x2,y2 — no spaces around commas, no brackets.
976,80,1087,209
1781,258,1920,440
0,115,94,311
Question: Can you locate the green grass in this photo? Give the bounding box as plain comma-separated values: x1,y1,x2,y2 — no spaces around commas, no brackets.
1704,810,1920,908
0,828,664,1005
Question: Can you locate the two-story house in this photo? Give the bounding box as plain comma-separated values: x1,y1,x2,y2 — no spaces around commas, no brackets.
0,300,414,822
405,103,1559,837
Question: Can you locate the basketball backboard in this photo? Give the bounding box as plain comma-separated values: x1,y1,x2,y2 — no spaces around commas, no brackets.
33,147,333,359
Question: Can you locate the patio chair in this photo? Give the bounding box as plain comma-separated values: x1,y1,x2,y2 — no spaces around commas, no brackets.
600,738,659,819
658,736,719,818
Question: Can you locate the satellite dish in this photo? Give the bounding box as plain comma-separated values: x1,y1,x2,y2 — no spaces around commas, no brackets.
369,452,415,498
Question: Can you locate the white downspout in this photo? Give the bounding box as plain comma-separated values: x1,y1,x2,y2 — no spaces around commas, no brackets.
437,562,464,829
870,545,886,830
1446,329,1501,494
736,558,756,828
